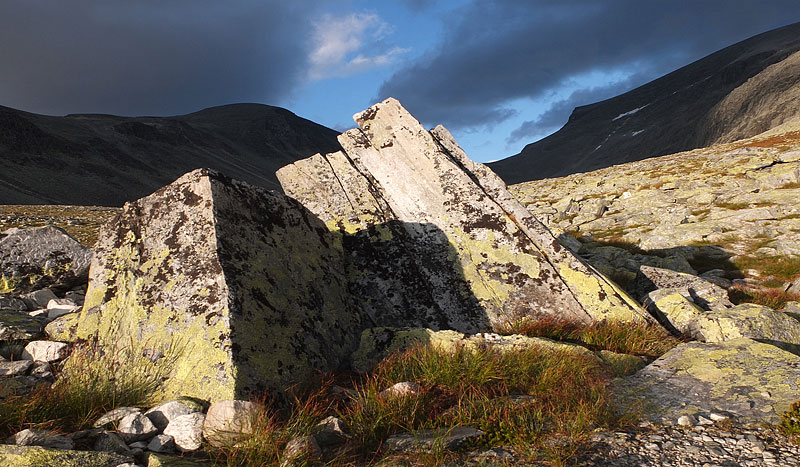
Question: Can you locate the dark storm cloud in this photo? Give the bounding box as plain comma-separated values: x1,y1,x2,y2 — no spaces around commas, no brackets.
0,0,318,116
378,0,800,133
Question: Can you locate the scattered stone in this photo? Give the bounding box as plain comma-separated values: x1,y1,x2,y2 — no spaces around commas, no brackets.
29,361,54,380
146,434,176,453
633,266,733,309
380,381,422,398
163,413,205,452
145,399,203,432
0,358,32,376
0,226,92,294
0,309,44,340
8,428,75,450
74,168,363,401
0,296,26,310
94,431,132,454
0,375,46,398
21,288,58,310
385,426,484,452
202,399,257,447
117,412,159,443
677,415,696,426
21,340,68,362
44,311,80,341
312,416,350,447
94,407,143,429
46,298,79,319
280,435,321,467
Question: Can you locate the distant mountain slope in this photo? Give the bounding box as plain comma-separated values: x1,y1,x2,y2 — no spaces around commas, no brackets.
489,21,800,185
0,103,342,205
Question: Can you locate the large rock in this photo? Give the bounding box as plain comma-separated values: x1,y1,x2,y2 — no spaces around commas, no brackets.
614,338,800,424
0,444,134,466
0,310,43,341
74,168,363,402
649,293,800,350
633,265,733,310
0,226,92,294
278,98,649,330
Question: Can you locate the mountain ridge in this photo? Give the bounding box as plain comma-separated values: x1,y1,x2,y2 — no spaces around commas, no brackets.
489,21,800,184
0,103,342,206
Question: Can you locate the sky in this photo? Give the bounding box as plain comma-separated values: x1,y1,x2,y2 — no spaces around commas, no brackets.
2,1,800,163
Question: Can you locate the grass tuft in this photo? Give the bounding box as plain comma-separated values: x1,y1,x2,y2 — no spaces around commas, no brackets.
498,316,680,358
728,285,800,310
0,338,180,436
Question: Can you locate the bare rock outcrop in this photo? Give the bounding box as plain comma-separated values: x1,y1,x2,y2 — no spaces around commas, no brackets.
74,168,363,401
279,98,649,330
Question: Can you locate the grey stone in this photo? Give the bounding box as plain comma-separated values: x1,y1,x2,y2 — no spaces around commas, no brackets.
9,428,75,450
312,416,350,447
164,413,205,452
614,338,800,424
280,435,321,467
0,358,32,376
0,226,92,294
380,381,422,398
277,98,649,332
94,431,132,455
94,407,143,429
145,399,203,432
117,412,159,443
146,434,176,453
635,265,733,310
21,288,58,310
0,309,44,341
0,444,135,466
385,426,484,452
0,296,26,311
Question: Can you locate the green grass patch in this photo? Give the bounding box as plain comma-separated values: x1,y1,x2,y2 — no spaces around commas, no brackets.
728,285,800,310
714,201,750,210
497,316,680,358
780,400,800,442
0,338,179,436
213,343,624,466
731,255,800,283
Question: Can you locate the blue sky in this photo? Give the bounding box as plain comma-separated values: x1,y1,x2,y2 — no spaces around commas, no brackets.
2,1,800,162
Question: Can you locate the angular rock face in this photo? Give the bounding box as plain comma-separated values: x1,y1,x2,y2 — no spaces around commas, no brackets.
278,98,648,330
75,168,362,401
614,338,800,424
0,226,91,294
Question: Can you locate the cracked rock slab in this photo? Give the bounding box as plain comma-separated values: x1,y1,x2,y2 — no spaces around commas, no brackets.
613,338,800,424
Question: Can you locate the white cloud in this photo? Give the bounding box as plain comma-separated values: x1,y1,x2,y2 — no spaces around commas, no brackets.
307,12,409,81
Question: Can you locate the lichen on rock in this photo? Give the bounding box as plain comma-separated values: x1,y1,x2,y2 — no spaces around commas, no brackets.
75,168,363,402
279,98,650,331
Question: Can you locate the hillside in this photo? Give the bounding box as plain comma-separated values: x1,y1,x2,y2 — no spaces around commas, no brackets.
0,103,342,206
509,120,800,300
489,21,800,185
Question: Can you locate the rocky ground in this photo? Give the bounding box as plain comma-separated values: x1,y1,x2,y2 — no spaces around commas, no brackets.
3,101,800,466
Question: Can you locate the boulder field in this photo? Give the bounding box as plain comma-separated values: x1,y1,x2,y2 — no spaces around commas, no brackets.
2,99,800,465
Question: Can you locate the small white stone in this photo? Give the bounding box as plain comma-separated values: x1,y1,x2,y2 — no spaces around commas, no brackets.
380,381,422,398
710,412,729,422
697,415,714,425
677,415,696,426
21,341,68,362
164,412,205,452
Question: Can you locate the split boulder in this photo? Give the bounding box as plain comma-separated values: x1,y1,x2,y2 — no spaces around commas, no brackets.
278,98,649,330
74,168,363,402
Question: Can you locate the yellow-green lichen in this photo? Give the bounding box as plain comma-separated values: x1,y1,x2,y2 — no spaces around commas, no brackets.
0,445,132,467
558,263,645,322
